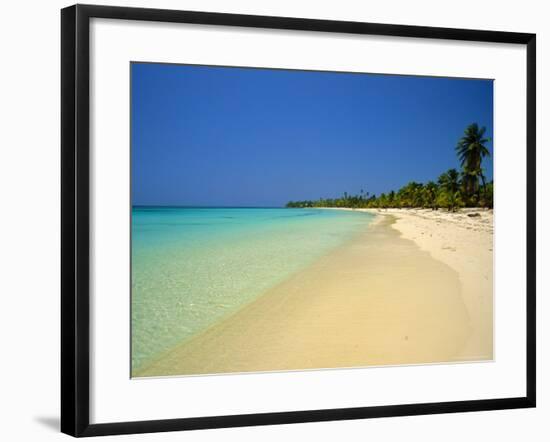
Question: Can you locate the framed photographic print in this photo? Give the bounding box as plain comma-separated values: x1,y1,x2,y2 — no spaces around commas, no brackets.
61,4,536,437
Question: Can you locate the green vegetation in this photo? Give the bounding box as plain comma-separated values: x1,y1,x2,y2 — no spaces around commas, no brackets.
286,123,493,212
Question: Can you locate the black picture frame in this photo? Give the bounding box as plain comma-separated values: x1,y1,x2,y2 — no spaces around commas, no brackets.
61,4,536,437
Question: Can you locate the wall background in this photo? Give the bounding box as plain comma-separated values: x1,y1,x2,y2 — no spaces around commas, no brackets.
0,0,545,440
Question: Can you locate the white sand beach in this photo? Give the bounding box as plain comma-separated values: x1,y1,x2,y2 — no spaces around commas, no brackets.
360,208,494,361
135,208,493,377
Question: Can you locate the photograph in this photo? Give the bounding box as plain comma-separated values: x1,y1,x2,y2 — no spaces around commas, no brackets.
130,62,494,378
0,0,541,439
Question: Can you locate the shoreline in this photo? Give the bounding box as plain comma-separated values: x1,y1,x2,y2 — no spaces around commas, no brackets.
135,210,492,377
329,207,493,361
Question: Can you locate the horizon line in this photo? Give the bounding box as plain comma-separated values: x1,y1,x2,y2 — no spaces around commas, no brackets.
132,205,287,209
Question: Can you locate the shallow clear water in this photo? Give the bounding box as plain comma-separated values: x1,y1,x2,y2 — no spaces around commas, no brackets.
131,207,374,372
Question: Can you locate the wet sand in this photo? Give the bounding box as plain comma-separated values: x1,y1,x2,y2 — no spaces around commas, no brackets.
363,208,493,362
136,215,480,377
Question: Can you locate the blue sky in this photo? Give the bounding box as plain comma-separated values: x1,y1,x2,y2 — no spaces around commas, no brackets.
131,63,493,207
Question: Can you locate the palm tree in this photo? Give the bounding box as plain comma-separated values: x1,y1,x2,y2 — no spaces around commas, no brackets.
423,181,438,210
438,169,463,211
397,181,422,207
438,169,460,194
455,123,491,198
388,190,395,206
285,122,493,210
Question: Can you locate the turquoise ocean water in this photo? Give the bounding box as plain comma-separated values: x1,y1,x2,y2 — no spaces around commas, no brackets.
131,207,374,372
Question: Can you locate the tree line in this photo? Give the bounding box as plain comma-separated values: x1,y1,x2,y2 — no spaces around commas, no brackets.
286,123,493,211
